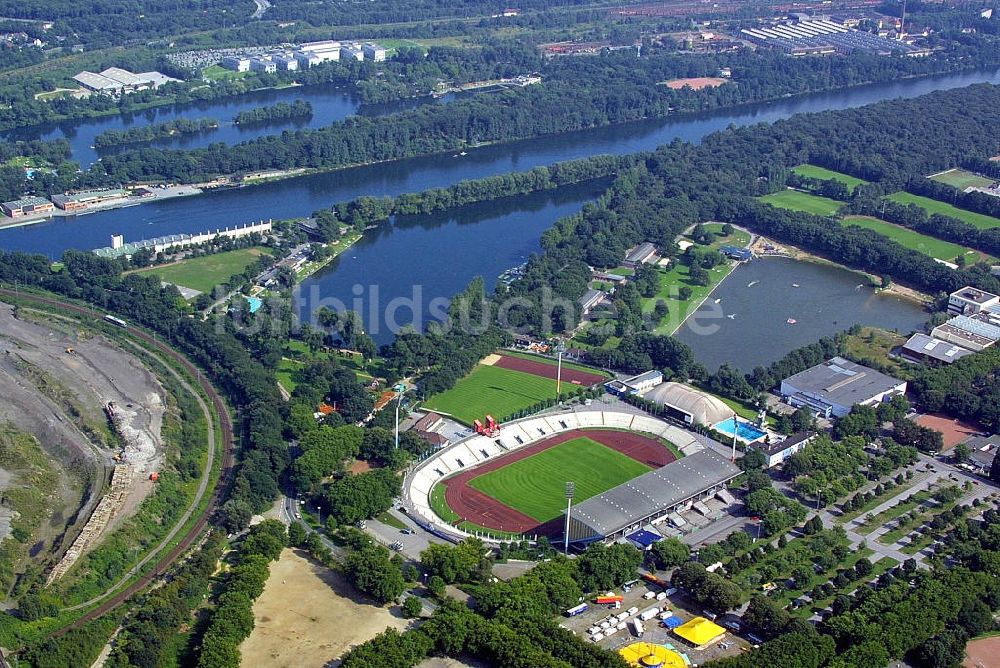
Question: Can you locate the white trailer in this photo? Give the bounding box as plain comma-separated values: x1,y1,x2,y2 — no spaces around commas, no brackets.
659,610,674,620
592,632,604,642
626,606,640,616
639,606,660,622
631,619,645,636
615,611,630,623
643,591,657,600
655,591,668,601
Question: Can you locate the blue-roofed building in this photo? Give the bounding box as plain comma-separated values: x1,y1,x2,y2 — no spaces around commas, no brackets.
625,529,662,550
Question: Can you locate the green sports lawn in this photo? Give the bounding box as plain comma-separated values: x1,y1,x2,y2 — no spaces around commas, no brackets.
468,437,652,522
133,247,270,294
884,192,1000,230
841,216,993,263
423,364,559,425
758,190,843,216
928,169,994,190
792,164,868,191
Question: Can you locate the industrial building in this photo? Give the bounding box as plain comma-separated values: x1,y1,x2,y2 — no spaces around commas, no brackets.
643,382,732,427
73,68,178,94
779,357,907,418
341,44,364,61
900,332,973,365
51,188,126,212
564,448,740,544
1,196,54,218
605,370,664,396
931,311,1000,352
92,220,273,259
751,432,817,468
623,242,658,267
741,20,924,56
250,57,277,73
272,54,298,71
579,289,606,316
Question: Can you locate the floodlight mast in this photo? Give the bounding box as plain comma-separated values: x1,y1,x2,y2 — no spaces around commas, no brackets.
564,481,575,555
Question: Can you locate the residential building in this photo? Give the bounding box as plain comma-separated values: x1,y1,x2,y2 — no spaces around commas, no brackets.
250,57,277,73
752,432,817,468
1,196,54,218
779,357,907,418
363,43,387,62
272,54,298,71
340,44,364,61
221,56,251,72
963,434,1000,474
948,286,999,314
294,51,323,68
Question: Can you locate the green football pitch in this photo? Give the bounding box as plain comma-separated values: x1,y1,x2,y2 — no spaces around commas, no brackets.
791,164,868,191
758,190,843,216
468,437,652,522
423,364,559,425
928,169,994,190
884,192,1000,230
133,247,270,294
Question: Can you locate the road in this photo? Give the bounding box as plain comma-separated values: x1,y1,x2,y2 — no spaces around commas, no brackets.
0,289,235,640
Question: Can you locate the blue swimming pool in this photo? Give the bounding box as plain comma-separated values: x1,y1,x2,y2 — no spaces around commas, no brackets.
713,417,767,442
247,296,263,313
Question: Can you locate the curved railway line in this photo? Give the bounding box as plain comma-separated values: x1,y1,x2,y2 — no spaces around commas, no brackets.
0,289,235,638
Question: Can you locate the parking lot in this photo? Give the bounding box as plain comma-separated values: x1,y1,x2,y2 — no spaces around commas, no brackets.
559,579,752,665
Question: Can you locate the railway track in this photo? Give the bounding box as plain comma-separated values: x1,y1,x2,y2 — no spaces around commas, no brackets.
0,289,236,638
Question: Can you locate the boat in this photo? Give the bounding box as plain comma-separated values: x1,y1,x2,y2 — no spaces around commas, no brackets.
714,298,722,304
727,314,737,319
786,318,797,324
747,280,759,287
791,283,800,288
460,151,468,156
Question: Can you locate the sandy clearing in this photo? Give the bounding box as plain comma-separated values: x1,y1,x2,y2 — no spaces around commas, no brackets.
481,353,502,366
240,549,410,668
418,658,490,668
964,636,1000,667
662,77,728,90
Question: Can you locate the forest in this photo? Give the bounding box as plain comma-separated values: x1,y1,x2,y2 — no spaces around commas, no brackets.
233,100,312,126
92,117,219,149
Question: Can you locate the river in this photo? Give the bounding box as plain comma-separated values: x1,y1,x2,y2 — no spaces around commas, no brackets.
675,257,928,372
5,83,435,167
3,68,998,259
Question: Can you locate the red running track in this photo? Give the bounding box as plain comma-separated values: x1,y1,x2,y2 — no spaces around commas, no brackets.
494,354,607,386
442,428,675,535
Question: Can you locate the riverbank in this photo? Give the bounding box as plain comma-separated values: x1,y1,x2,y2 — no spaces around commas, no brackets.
294,231,363,283
0,184,203,231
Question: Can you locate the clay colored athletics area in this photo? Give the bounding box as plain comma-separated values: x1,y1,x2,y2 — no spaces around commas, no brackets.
493,353,607,386
662,77,728,90
441,429,676,535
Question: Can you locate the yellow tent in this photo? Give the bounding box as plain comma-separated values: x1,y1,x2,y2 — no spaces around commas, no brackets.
618,642,688,668
673,617,726,648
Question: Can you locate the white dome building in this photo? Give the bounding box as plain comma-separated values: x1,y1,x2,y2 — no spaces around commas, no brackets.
643,382,732,426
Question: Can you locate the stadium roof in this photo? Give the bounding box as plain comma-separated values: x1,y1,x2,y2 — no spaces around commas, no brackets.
782,357,904,407
643,382,732,425
569,449,739,538
674,617,726,647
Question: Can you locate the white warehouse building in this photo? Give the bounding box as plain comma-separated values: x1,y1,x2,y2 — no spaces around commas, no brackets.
779,357,906,418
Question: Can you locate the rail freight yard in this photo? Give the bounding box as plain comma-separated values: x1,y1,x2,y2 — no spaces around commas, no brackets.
0,301,168,607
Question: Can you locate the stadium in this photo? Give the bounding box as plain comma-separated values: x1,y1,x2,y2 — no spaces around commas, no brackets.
404,407,740,545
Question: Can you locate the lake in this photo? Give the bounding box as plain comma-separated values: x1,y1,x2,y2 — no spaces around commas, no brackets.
675,257,928,371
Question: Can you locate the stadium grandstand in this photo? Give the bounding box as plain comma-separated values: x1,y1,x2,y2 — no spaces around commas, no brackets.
404,407,724,543
564,448,739,545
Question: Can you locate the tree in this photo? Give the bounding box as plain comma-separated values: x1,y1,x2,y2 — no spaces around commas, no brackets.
427,575,446,598
647,537,690,570
345,544,406,605
953,442,971,464
743,595,790,639
740,448,767,471
288,522,307,547
575,543,643,592
402,595,423,618
678,286,693,300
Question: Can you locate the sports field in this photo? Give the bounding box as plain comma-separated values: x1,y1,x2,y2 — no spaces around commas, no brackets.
423,364,558,425
841,216,992,262
133,247,270,294
469,437,651,522
758,190,843,216
884,192,1000,230
928,168,994,190
792,164,868,191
